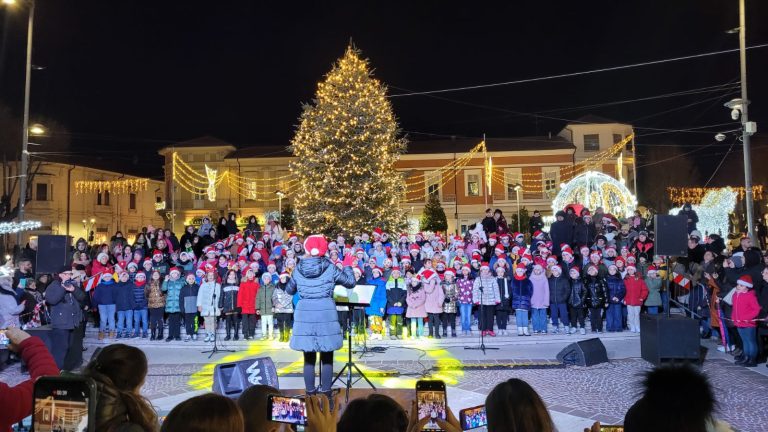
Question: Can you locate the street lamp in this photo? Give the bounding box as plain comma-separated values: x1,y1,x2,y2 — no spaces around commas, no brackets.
513,184,523,233
29,123,46,136
275,190,285,222
82,217,96,242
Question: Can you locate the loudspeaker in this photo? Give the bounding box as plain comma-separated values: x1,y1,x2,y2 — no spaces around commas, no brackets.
556,338,609,366
36,235,71,274
653,215,688,257
640,314,700,366
212,357,279,398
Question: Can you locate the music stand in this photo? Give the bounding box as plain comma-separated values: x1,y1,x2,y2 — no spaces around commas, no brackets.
332,284,377,402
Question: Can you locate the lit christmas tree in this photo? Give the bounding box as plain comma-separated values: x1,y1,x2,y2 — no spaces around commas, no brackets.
289,46,407,236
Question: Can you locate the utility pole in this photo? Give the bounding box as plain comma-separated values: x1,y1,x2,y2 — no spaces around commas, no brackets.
17,0,35,246
737,0,756,242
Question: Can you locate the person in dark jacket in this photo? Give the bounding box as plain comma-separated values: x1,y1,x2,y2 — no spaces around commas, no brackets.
481,209,497,236
584,265,607,333
568,266,587,334
219,270,241,341
284,235,356,396
245,215,262,237
548,265,570,333
495,267,513,335
216,217,229,240
528,210,544,235
385,267,407,340
179,225,197,250
44,266,87,370
548,211,573,257
180,273,200,341
573,214,597,248
113,271,136,338
511,266,532,336
678,202,699,234
226,212,240,236
605,265,626,332
131,272,149,338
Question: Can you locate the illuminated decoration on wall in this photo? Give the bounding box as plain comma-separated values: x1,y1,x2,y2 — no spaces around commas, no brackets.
617,152,624,183
0,220,42,234
154,201,166,211
485,156,493,196
75,178,149,194
669,187,737,237
666,185,763,206
205,165,218,202
552,171,637,217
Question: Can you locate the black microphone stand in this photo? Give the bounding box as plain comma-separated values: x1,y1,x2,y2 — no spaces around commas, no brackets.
202,291,235,358
464,277,499,354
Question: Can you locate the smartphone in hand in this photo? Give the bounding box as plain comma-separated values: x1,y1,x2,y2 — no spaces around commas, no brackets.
267,395,308,426
459,405,487,431
33,376,97,432
416,380,447,432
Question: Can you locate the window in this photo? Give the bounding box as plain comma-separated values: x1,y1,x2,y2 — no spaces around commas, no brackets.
104,190,110,206
96,191,102,205
465,169,481,196
97,190,110,206
129,193,137,210
584,134,600,151
613,134,623,145
35,183,48,201
425,171,440,199
542,167,560,198
504,168,523,200
246,181,258,200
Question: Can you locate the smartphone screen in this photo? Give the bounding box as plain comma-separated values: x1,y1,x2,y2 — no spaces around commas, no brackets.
416,380,447,432
600,426,624,432
459,405,487,430
33,376,95,432
268,395,308,426
0,330,8,349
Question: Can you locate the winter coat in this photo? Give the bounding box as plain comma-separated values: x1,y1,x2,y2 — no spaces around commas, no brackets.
196,281,221,316
284,257,356,352
44,280,86,330
198,219,213,238
549,220,574,256
87,370,146,432
494,277,512,311
272,286,294,314
633,239,654,261
257,281,276,313
689,282,709,319
218,283,240,314
424,278,446,313
146,281,166,309
92,280,116,306
510,278,533,310
179,283,199,315
569,278,587,308
161,278,184,313
732,289,761,328
584,276,608,309
456,277,474,304
132,282,148,309
406,287,427,318
365,277,388,317
643,277,662,307
113,281,136,312
237,280,259,314
548,275,571,305
623,275,649,306
605,274,626,304
0,285,23,328
385,277,407,315
442,281,458,314
529,272,550,309
572,222,597,247
472,276,500,306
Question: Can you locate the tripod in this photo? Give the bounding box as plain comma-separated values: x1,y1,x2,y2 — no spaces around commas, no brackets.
464,282,499,355
332,305,376,402
202,292,235,359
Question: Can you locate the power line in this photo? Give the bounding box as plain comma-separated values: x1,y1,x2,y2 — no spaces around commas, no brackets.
388,43,768,97
703,137,739,187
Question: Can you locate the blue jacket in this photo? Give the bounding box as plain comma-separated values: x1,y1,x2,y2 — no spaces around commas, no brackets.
285,257,356,352
113,281,136,312
511,278,533,310
132,283,148,309
93,280,116,306
162,278,185,313
365,277,387,317
605,274,626,304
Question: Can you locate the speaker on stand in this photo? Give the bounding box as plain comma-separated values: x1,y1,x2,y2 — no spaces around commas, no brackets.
35,235,72,274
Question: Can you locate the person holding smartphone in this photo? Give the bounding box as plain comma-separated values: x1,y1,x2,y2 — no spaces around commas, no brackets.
0,327,59,431
45,266,87,370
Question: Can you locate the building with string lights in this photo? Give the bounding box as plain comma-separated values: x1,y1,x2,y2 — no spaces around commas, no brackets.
159,116,636,234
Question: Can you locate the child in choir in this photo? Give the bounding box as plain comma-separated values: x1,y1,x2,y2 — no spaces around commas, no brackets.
258,272,276,340
406,275,427,339
605,264,626,332
441,268,459,338
568,266,587,334
273,272,294,343
623,263,648,333
179,273,200,341
385,267,407,339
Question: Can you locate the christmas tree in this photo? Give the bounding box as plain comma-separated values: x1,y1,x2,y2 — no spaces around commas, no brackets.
420,194,448,233
289,46,407,236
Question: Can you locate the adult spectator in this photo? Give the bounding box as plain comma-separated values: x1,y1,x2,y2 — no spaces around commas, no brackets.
161,393,243,432
0,271,24,329
481,209,497,237
21,238,37,272
678,202,699,234
12,257,34,300
44,266,87,370
572,213,596,248
336,394,408,432
0,328,59,432
236,385,282,432
245,215,262,237
486,378,554,432
733,235,761,254
493,209,510,235
528,210,544,235
82,344,159,431
549,210,572,257
179,226,197,251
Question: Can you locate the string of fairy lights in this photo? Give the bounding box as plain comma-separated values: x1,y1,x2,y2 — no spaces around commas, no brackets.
666,185,764,206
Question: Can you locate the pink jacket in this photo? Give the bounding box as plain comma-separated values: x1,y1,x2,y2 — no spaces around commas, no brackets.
423,278,445,313
732,289,761,328
406,288,427,318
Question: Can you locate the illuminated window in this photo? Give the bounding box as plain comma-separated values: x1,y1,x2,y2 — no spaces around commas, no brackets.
584,134,600,152
505,168,522,200
425,171,440,199
465,169,481,196
542,167,559,198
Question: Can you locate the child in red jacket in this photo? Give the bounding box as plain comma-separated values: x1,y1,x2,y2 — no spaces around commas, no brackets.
731,275,761,367
623,264,649,333
237,268,260,340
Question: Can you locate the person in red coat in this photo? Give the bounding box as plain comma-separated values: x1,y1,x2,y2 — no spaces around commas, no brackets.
731,275,761,367
237,268,260,340
0,328,60,431
623,264,649,333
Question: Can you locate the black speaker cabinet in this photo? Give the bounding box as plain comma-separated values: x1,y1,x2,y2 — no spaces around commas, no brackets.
556,338,609,366
212,357,279,398
653,215,688,257
36,235,71,274
640,314,700,366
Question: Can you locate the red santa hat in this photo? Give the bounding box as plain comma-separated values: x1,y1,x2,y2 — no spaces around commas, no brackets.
521,253,533,263
169,267,181,276
550,264,563,273
462,263,472,272
371,267,383,276
488,233,497,242
615,256,626,267
471,252,482,263
372,227,383,238
152,249,163,258
569,266,581,277
533,257,546,269
304,234,328,257
533,230,543,239
392,266,401,273
421,269,438,281
400,254,412,263
546,255,558,265
586,264,600,274
494,244,505,253
561,244,574,257
443,268,456,278
590,250,602,259
399,233,409,242
514,265,527,280
737,275,753,288
512,232,523,240
626,263,637,272
267,261,277,269
647,265,658,274
409,244,421,252
479,262,490,271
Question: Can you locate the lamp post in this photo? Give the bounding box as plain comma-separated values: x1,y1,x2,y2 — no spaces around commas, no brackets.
514,184,523,233
275,190,285,222
82,217,95,242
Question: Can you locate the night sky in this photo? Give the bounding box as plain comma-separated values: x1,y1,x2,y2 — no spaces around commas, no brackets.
0,1,766,182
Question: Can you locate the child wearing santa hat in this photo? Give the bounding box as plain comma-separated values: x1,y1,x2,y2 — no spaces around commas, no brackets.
529,260,550,334
584,265,607,333
162,267,185,341
511,265,532,336
644,266,663,315
568,266,587,335
623,264,649,333
441,269,459,338
472,262,501,337
732,275,761,367
456,264,475,336
406,275,427,339
605,265,626,332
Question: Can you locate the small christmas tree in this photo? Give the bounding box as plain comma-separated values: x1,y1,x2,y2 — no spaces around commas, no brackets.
420,194,448,233
509,207,530,235
289,45,407,236
281,204,297,231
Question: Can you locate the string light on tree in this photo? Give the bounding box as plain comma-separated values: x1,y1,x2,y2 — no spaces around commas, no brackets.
669,187,737,237
552,171,637,217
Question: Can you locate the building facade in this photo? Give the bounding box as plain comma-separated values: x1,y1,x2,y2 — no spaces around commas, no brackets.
159,118,635,234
